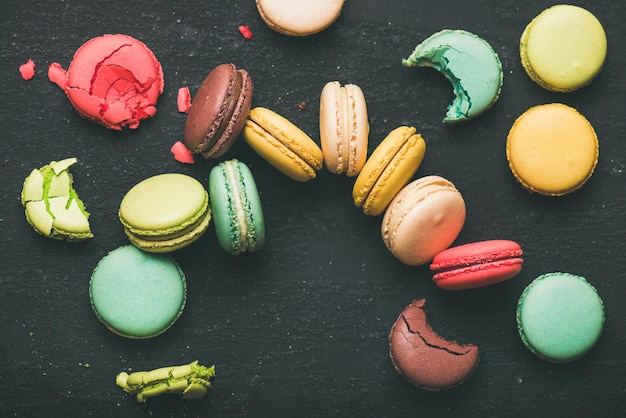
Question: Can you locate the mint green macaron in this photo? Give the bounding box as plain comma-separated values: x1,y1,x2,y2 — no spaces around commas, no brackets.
516,272,604,362
89,245,187,338
208,159,265,255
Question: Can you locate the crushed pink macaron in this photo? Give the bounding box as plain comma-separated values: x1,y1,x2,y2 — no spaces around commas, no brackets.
48,34,164,130
19,59,36,80
177,87,191,113
238,25,253,39
170,141,195,164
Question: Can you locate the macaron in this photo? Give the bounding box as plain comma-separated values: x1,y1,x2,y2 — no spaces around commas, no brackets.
430,240,523,290
47,34,164,130
506,103,599,196
402,29,503,123
242,107,323,182
184,63,253,159
389,299,479,390
21,158,93,241
520,5,607,92
116,361,215,402
255,0,345,36
319,81,369,176
208,159,265,255
517,272,605,362
352,126,426,216
382,176,465,266
119,173,211,253
89,245,187,339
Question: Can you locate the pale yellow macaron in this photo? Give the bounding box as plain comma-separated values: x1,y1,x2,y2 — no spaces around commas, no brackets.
319,81,369,177
506,103,599,196
243,107,323,182
352,126,426,216
256,0,345,36
520,4,607,92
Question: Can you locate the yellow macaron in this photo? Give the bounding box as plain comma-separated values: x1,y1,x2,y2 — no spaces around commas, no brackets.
520,4,607,92
506,103,599,196
352,126,426,216
243,107,323,182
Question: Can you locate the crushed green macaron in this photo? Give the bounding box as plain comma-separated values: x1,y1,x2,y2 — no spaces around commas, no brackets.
21,157,93,241
116,360,215,403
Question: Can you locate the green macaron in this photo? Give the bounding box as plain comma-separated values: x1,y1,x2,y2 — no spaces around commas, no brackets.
118,173,211,253
208,159,265,255
516,272,604,362
21,157,93,241
89,245,187,338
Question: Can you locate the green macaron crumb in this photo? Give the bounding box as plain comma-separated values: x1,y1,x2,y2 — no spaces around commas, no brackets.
116,361,216,403
21,158,93,241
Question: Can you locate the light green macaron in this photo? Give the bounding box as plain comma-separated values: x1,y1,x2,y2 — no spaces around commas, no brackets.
21,157,93,241
402,29,503,123
89,245,187,339
119,173,211,253
516,272,605,362
208,159,265,255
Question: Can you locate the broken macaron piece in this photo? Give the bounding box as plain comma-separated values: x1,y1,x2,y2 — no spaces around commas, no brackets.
48,34,164,130
184,63,253,159
21,158,93,241
116,360,215,402
402,29,503,123
430,240,524,290
389,299,479,390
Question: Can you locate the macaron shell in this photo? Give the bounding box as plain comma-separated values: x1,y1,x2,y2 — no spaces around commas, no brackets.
520,5,606,92
89,245,186,338
382,176,466,266
517,272,604,362
433,259,523,290
352,126,426,216
243,107,323,182
506,103,599,196
209,159,265,255
319,81,369,176
402,29,502,122
256,0,345,36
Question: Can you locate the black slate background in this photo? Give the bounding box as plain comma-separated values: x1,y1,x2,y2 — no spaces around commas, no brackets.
1,1,625,417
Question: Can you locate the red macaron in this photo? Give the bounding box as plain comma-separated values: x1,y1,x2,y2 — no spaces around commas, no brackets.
430,240,523,290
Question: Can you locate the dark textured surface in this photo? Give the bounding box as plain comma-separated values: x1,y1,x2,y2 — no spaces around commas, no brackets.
1,1,625,417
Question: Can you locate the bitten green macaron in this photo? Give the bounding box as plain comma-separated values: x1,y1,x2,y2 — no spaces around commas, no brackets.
208,159,265,255
517,272,604,362
89,245,187,339
119,173,211,252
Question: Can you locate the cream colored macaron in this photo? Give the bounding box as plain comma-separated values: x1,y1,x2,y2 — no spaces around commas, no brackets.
520,4,607,92
382,176,466,266
319,81,369,176
256,0,345,36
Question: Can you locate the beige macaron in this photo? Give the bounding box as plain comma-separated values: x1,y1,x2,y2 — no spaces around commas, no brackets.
256,0,345,36
381,176,466,266
319,81,369,176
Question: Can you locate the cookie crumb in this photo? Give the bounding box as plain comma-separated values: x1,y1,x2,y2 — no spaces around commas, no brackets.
19,59,36,80
238,25,253,39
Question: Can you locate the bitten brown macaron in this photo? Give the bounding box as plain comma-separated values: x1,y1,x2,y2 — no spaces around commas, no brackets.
184,63,253,159
389,299,479,390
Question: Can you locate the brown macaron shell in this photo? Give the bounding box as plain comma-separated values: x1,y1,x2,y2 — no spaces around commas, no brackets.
389,299,479,390
184,63,253,159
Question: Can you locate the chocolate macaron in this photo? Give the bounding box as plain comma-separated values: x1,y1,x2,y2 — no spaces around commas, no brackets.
184,63,253,159
389,299,479,390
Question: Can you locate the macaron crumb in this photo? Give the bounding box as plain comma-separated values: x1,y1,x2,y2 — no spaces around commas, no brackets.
238,25,253,39
171,141,195,164
177,87,191,113
19,59,36,80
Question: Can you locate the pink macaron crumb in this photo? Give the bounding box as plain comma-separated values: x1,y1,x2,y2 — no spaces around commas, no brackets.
238,25,253,39
19,59,36,80
171,141,195,164
177,87,191,113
